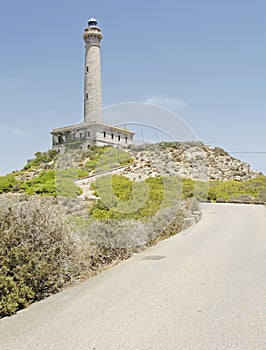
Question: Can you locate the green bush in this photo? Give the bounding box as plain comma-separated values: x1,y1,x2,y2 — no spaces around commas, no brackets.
21,169,84,197
22,170,57,196
70,199,196,260
158,141,205,150
23,150,57,170
56,169,84,197
257,188,266,202
0,174,20,194
90,174,266,210
85,159,98,170
206,175,266,201
0,196,91,318
84,146,133,172
90,174,266,213
213,147,229,157
90,175,183,220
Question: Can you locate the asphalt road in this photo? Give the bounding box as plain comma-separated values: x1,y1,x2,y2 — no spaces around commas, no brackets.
0,203,265,350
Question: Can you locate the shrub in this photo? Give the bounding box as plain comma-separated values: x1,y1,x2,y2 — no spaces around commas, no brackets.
84,146,133,172
0,196,91,318
23,150,57,170
22,170,57,196
205,175,266,202
0,193,198,318
257,189,266,202
0,174,20,194
228,194,254,202
213,147,229,157
90,175,184,220
55,169,84,197
70,199,195,260
21,169,84,197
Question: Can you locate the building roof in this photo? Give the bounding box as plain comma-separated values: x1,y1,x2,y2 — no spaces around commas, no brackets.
51,122,135,135
88,17,98,25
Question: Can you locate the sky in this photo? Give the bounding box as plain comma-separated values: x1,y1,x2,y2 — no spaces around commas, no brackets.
0,0,265,175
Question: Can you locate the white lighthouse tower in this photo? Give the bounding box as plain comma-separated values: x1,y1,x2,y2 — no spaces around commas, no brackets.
51,18,134,151
83,18,103,123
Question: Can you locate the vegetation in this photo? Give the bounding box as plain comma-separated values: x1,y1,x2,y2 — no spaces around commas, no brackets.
206,175,266,202
90,175,183,220
21,170,57,196
90,173,266,221
1,146,133,198
0,174,21,194
84,146,133,172
0,194,195,318
90,174,266,221
0,196,92,318
70,199,195,253
20,169,88,197
212,147,229,157
23,150,57,171
55,169,87,197
172,176,266,202
128,141,206,152
3,144,264,202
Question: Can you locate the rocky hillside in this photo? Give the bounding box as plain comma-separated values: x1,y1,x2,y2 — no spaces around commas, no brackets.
73,142,261,203
122,142,259,182
0,142,261,200
15,143,258,183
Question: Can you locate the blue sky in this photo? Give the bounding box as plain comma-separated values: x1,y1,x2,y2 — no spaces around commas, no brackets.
0,0,265,175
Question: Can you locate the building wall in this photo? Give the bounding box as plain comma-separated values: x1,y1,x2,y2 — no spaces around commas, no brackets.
52,124,133,152
96,127,133,147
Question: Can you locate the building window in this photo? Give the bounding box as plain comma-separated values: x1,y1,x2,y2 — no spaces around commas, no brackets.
86,66,89,73
87,131,90,137
80,133,83,139
118,135,121,141
111,133,114,140
103,131,106,138
125,136,128,143
86,93,88,100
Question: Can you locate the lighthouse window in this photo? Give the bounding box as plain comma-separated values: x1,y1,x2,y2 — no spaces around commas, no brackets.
86,93,88,100
86,66,89,73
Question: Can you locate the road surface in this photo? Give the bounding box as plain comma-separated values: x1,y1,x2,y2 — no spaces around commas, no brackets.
0,203,265,350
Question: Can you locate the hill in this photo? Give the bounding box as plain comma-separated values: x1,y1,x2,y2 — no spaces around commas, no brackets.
124,142,259,182
0,142,265,205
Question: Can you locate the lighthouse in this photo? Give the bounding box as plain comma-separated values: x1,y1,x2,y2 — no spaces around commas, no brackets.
51,18,134,151
83,18,103,123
